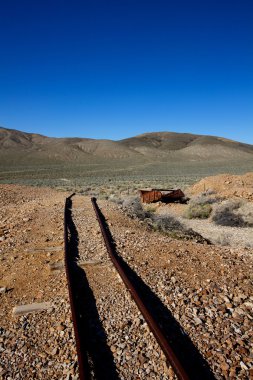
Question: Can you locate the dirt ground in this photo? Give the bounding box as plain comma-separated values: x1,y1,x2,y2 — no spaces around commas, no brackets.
0,185,68,312
0,183,252,379
0,185,78,379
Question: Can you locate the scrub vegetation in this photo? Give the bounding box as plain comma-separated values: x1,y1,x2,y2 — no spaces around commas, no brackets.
183,193,223,219
212,200,253,227
120,196,210,243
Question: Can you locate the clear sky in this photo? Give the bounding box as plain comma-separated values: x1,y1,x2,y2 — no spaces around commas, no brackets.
0,0,252,143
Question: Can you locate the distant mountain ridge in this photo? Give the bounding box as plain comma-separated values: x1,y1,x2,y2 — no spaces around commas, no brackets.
0,126,253,165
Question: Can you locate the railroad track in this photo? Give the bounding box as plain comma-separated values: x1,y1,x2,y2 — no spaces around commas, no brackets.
64,194,215,380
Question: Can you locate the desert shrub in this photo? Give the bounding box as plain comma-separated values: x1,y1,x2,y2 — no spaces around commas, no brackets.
189,194,223,206
109,195,123,205
184,203,212,219
211,199,253,227
89,191,99,198
183,193,224,219
122,197,148,219
144,204,157,213
152,213,210,243
152,214,182,232
119,197,210,244
237,203,253,227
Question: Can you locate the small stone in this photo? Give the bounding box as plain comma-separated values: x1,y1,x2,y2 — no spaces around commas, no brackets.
0,287,7,294
220,362,229,371
240,361,248,370
138,353,147,365
111,345,117,353
244,302,253,311
56,323,66,331
51,348,59,355
49,262,64,271
235,308,245,315
193,316,202,325
168,366,175,377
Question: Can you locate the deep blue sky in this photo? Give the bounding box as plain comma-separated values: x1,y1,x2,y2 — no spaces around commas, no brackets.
0,0,252,143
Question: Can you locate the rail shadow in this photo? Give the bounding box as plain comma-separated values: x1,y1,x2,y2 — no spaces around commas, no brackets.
96,202,216,380
65,196,120,380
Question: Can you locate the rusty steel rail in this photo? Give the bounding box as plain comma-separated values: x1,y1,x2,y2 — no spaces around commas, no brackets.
64,194,89,380
91,197,190,380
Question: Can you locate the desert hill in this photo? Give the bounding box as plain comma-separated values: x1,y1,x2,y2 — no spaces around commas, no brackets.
120,132,253,158
1,127,253,166
0,127,140,163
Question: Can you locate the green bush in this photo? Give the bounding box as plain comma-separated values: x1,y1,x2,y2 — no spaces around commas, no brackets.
184,203,212,219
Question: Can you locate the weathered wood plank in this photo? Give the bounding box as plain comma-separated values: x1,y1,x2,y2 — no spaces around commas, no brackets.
13,302,52,316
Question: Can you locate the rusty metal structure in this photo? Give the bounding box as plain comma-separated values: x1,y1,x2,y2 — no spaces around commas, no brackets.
139,188,185,203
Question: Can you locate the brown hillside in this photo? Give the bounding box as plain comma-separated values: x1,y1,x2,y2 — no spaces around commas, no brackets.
1,127,253,166
120,132,253,155
0,127,140,162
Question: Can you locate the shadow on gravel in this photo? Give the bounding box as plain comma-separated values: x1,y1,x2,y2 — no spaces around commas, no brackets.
65,195,120,380
95,201,216,380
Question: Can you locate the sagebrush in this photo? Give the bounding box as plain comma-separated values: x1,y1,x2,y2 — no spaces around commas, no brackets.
211,199,253,227
122,197,210,243
184,203,212,219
